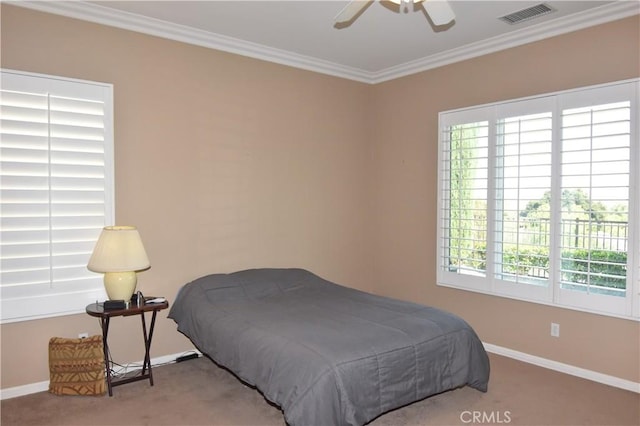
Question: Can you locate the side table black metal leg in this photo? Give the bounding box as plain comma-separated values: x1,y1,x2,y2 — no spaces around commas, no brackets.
101,317,113,397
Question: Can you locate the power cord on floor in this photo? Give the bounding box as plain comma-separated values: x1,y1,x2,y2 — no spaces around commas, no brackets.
94,317,202,376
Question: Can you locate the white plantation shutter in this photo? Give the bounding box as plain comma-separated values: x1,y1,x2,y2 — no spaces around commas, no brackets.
0,69,114,323
440,121,489,275
438,79,639,319
438,106,491,291
556,84,633,314
493,97,554,301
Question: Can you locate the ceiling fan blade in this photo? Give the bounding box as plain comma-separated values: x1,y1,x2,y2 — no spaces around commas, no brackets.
334,0,373,24
422,0,455,26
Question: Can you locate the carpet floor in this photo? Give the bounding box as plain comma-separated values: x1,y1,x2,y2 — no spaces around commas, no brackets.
2,353,638,425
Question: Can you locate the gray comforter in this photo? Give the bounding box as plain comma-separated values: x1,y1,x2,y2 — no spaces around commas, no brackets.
169,268,490,426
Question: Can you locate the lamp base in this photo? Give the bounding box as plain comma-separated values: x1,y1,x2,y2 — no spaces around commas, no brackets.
104,271,137,301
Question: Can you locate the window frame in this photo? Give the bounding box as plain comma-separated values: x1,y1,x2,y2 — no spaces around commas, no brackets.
0,69,114,323
437,79,640,320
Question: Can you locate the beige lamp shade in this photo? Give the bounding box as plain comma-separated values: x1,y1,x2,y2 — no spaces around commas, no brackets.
88,226,150,301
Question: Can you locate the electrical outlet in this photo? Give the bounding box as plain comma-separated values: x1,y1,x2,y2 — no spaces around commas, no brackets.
78,332,89,339
550,323,560,337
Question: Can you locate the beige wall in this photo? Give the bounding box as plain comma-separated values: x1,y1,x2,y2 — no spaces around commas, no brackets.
0,5,373,389
368,16,640,383
1,4,638,390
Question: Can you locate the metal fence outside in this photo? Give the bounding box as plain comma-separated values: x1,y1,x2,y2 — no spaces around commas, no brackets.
518,218,628,252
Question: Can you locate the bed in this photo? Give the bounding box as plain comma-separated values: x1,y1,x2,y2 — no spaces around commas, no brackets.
169,268,490,426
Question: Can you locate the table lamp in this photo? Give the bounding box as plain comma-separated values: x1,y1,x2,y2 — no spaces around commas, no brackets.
87,225,150,301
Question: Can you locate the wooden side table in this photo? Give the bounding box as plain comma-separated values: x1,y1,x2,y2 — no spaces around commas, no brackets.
86,300,169,396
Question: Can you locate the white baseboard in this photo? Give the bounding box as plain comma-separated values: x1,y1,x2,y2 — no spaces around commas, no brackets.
0,381,50,400
0,350,202,401
483,342,640,393
3,345,638,400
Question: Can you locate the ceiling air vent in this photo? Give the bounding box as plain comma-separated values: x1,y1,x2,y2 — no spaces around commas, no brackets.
499,3,556,25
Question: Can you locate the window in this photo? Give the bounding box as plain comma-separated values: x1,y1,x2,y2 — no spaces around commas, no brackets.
438,80,639,319
1,69,114,323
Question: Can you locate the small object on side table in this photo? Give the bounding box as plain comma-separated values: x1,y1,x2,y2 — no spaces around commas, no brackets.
86,299,169,396
103,300,126,310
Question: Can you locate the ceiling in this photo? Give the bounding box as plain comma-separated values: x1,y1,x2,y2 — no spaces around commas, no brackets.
12,1,640,83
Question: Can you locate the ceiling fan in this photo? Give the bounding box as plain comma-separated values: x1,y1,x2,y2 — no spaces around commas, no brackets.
335,0,456,26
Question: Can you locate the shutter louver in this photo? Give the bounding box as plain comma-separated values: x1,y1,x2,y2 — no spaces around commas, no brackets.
1,70,113,322
494,111,552,287
559,101,631,297
438,79,638,318
441,121,489,277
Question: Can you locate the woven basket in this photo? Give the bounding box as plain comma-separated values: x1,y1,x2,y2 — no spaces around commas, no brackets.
48,335,106,396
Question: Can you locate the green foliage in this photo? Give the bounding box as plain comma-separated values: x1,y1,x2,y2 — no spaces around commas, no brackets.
465,242,486,271
519,189,623,222
448,124,482,262
501,246,549,276
562,249,627,289
461,245,627,290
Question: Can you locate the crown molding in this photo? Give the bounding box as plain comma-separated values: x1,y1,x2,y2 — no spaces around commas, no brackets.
7,1,639,85
372,1,640,83
7,0,375,83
